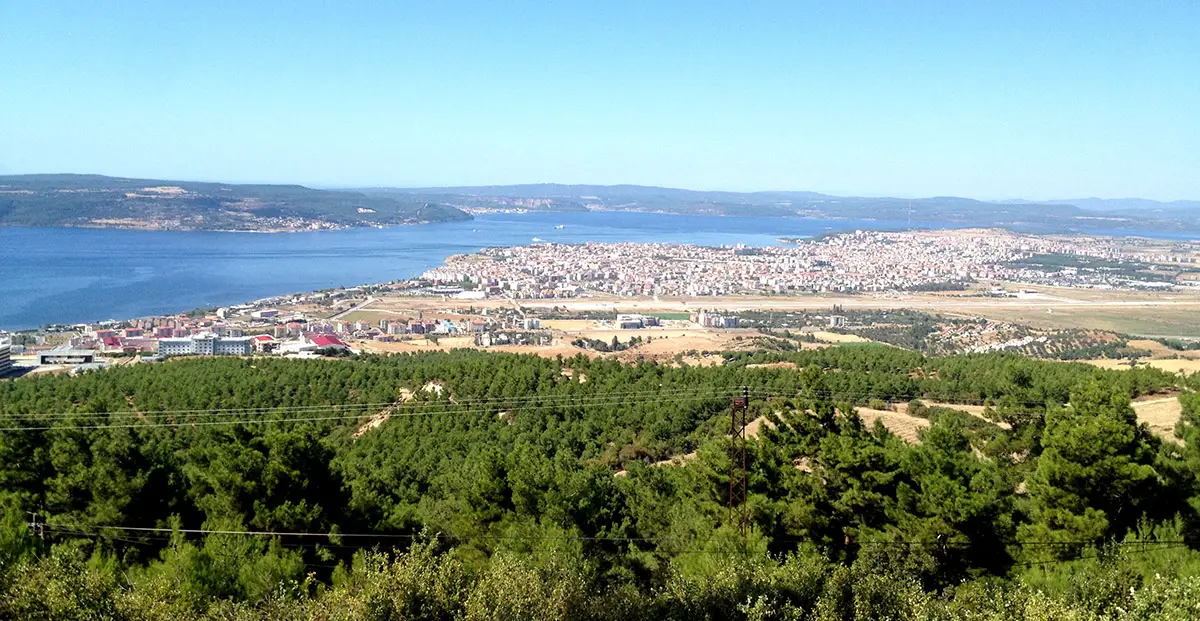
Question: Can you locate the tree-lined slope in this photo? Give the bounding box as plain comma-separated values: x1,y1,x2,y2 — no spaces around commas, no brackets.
1,348,1199,618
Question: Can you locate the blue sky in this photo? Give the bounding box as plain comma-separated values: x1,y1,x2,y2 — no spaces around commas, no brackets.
1,1,1197,200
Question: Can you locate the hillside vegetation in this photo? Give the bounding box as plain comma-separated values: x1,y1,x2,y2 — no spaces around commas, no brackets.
0,174,470,231
2,348,1200,618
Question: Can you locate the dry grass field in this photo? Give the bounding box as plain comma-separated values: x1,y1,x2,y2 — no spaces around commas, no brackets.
1126,339,1200,359
810,331,871,343
1132,396,1183,439
1085,358,1200,375
856,407,930,443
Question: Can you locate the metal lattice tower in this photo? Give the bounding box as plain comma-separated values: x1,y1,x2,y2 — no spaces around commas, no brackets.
729,386,750,537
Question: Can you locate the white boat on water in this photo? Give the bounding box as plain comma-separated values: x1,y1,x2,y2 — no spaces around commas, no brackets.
554,224,565,229
532,237,545,242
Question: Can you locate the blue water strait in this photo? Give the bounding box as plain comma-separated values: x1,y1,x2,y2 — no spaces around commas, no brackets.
0,211,1193,329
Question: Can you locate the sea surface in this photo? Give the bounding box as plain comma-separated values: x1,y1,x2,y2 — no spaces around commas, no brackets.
0,211,1194,329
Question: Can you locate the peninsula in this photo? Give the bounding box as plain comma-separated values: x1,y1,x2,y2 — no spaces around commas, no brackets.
0,174,472,231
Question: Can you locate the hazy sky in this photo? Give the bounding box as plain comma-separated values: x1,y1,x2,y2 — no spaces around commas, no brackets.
2,1,1197,200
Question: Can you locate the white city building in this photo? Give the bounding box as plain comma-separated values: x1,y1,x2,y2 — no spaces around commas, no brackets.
0,338,11,376
158,333,253,357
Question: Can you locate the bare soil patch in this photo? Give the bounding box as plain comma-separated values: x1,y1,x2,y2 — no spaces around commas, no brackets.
856,407,930,443
1132,396,1183,439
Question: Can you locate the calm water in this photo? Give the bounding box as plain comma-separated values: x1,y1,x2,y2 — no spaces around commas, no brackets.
0,211,1190,329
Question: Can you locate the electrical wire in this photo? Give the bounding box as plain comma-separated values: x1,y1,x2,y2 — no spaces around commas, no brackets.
39,523,1199,563
0,386,732,421
0,391,742,431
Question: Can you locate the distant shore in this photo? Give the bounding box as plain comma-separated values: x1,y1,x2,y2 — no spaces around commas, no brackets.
0,218,453,234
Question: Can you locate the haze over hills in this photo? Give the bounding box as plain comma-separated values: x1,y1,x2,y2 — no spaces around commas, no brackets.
0,174,471,231
1039,197,1200,213
3,174,1200,233
363,183,1200,233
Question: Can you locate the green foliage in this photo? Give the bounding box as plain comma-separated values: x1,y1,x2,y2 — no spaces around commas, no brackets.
0,348,1196,617
1018,382,1162,558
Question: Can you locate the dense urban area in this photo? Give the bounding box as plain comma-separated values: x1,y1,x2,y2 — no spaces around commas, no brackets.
422,230,1200,297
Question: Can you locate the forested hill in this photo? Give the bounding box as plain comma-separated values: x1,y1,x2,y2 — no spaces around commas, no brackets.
3,347,1200,618
0,174,471,231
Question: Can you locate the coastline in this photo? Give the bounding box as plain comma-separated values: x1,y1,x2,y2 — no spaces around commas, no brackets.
0,218,463,234
6,212,1200,331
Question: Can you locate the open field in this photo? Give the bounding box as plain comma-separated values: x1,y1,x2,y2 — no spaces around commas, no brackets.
810,331,871,343
336,309,402,323
1126,339,1200,358
373,285,1200,338
958,304,1200,338
1085,358,1200,374
1132,396,1183,440
541,320,602,331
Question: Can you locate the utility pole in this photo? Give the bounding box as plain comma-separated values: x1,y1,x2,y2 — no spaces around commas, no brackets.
28,512,44,540
729,386,750,537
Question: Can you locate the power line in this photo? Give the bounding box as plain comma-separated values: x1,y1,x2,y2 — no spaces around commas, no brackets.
0,386,731,421
0,392,742,432
0,385,1133,425
39,523,1198,555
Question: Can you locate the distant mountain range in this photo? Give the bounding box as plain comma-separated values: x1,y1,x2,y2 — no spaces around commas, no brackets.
2,175,1197,234
0,174,471,231
362,183,1200,233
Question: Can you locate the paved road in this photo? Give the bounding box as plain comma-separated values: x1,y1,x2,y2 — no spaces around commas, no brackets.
331,296,376,321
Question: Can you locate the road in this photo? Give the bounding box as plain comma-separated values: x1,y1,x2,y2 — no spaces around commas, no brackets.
331,296,377,321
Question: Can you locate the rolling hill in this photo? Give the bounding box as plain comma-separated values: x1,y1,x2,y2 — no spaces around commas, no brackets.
0,174,471,231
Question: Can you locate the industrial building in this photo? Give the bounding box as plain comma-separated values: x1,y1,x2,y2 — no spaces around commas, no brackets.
615,314,660,329
157,333,253,357
696,310,741,329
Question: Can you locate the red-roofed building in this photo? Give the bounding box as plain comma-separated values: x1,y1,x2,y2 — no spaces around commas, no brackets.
251,334,275,353
310,335,348,351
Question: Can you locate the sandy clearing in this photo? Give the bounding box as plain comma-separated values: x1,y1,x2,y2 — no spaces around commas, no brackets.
352,412,390,438
542,320,602,330
856,407,930,443
745,415,777,438
352,388,416,439
651,452,697,467
810,331,871,343
1132,396,1183,439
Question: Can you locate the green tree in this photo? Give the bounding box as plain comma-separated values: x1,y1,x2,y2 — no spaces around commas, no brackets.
1019,381,1159,558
